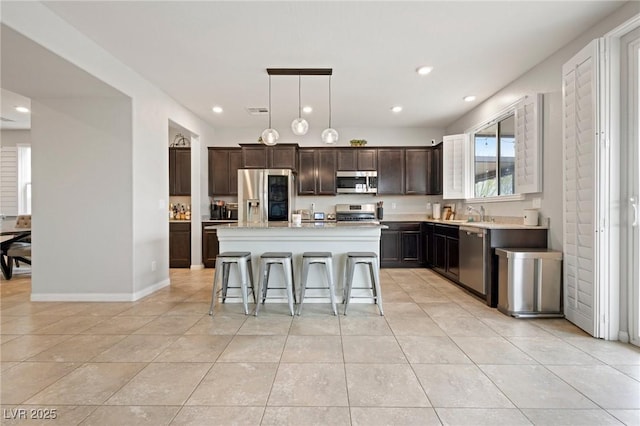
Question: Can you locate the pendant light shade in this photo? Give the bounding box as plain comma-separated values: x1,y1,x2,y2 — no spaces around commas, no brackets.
291,75,309,136
261,74,279,145
321,128,338,144
321,74,338,144
261,128,279,146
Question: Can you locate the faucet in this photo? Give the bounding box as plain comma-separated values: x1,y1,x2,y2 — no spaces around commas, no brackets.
467,205,485,222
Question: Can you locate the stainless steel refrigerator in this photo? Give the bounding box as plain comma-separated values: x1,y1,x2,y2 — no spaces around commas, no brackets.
237,169,295,223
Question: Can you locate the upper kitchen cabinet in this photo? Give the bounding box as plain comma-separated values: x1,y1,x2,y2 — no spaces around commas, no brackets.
405,148,431,195
208,148,242,196
297,148,337,195
337,148,377,171
240,144,298,171
377,148,405,195
169,147,191,196
431,143,443,195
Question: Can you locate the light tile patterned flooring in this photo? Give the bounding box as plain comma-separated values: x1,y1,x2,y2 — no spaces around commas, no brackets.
1,268,639,425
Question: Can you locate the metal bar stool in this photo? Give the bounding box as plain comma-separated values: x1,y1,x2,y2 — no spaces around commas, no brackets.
209,252,255,316
297,252,337,316
343,251,384,316
255,252,296,316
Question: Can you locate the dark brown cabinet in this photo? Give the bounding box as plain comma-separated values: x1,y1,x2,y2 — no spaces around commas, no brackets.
240,144,298,171
377,149,405,195
405,148,431,195
432,223,459,280
297,148,336,195
375,147,441,195
169,222,191,268
208,148,242,196
169,147,191,196
380,222,423,268
337,148,377,171
422,222,435,267
431,144,443,195
202,221,237,268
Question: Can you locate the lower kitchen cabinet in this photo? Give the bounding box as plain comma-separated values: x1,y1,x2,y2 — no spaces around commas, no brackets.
169,222,191,268
422,222,434,266
380,222,423,268
432,223,459,280
202,221,236,267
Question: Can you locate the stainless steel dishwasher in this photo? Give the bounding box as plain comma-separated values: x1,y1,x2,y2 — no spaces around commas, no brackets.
459,225,486,296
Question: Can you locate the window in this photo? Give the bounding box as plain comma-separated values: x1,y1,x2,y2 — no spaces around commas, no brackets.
473,114,515,198
442,94,541,200
17,145,31,214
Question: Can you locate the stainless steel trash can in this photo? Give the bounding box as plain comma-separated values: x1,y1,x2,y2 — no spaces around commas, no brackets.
496,248,563,318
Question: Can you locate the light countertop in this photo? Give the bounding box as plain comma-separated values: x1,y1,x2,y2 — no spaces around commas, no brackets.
381,214,548,230
207,222,386,230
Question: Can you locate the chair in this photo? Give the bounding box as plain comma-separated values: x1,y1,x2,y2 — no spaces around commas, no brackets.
208,252,255,316
297,252,337,316
1,215,31,280
343,252,384,316
254,252,296,316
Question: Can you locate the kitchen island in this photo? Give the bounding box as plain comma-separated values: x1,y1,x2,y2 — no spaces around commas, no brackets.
207,222,385,303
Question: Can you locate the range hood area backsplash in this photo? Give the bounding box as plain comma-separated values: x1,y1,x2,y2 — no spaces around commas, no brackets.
295,195,445,216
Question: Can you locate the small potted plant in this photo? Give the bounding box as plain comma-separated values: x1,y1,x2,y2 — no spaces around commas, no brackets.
350,139,367,147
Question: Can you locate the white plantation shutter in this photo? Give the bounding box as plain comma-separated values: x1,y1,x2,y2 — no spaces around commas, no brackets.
0,147,18,216
443,133,468,199
515,94,542,194
563,40,599,336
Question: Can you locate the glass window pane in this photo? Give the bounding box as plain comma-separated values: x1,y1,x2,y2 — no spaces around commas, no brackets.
499,115,515,195
474,123,497,197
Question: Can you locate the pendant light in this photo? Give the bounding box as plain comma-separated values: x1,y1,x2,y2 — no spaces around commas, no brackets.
261,74,279,146
291,75,309,136
321,74,338,144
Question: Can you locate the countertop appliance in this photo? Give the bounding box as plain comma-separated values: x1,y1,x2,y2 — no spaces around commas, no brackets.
238,169,295,223
335,203,379,223
459,225,487,296
336,171,378,194
210,201,226,220
226,202,238,220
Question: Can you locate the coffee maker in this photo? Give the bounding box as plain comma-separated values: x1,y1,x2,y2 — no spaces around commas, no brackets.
210,201,227,220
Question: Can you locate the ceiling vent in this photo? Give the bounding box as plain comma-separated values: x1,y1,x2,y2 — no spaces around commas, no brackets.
247,107,268,115
0,117,15,122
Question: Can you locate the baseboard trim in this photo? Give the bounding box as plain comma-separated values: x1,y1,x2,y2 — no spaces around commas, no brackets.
190,264,204,270
30,278,171,302
132,278,171,301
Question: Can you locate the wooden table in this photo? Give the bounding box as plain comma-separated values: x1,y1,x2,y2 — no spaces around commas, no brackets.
1,222,31,280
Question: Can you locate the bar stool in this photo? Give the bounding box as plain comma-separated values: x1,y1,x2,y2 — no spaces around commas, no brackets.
297,252,337,316
343,252,384,316
255,252,296,316
208,252,255,316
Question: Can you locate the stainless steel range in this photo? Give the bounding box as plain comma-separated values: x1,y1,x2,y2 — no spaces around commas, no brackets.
335,204,379,223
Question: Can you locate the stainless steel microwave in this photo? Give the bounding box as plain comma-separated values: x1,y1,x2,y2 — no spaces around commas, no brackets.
336,171,378,194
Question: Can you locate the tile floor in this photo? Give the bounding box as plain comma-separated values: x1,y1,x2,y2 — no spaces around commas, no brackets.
1,268,639,425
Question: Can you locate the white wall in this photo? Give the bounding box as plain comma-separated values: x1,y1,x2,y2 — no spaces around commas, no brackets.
30,97,133,297
445,2,639,250
0,129,31,147
2,2,215,298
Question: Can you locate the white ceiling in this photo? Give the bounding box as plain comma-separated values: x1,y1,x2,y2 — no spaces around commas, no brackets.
7,1,629,131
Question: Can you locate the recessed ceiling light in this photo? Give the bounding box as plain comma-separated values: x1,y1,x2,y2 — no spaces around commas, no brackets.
416,66,433,76
463,95,476,102
391,106,403,113
212,106,223,113
302,106,312,114
15,106,30,113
